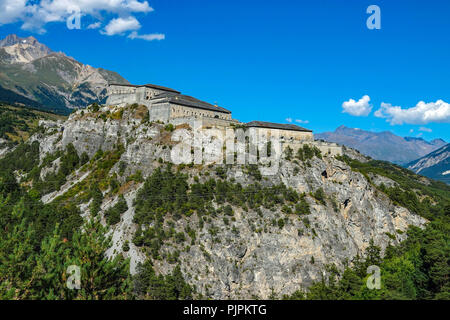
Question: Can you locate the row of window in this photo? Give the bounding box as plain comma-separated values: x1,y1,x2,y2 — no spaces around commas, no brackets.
170,106,229,120
110,90,135,94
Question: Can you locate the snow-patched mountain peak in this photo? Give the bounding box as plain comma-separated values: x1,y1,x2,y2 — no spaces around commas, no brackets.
0,34,52,63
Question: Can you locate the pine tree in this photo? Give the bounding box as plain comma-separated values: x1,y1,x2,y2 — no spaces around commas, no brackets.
0,200,37,299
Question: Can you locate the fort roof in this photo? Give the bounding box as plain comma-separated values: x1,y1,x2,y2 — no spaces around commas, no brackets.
245,121,312,132
109,83,180,94
152,92,232,114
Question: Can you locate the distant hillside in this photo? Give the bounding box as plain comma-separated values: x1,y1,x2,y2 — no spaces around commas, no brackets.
0,34,129,114
0,85,47,111
315,125,446,165
0,103,67,156
407,144,450,184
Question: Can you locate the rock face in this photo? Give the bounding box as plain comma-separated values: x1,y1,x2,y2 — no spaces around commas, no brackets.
0,34,129,113
33,106,427,299
316,125,446,165
0,34,52,63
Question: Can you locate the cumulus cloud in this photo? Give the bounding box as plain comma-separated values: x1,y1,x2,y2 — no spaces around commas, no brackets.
342,95,372,116
0,0,162,40
124,0,154,12
285,118,292,123
102,16,140,36
419,126,432,133
0,0,28,25
374,100,450,125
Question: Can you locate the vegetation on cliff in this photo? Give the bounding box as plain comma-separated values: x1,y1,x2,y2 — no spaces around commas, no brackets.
0,105,448,300
284,156,450,300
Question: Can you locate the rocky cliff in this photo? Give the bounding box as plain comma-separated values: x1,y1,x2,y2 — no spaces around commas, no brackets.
28,105,427,299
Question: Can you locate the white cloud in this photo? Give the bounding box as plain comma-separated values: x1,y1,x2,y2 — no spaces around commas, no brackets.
128,31,164,41
409,129,414,133
374,100,450,125
419,126,432,133
0,0,28,25
125,0,154,12
102,16,140,36
286,118,309,124
87,21,101,29
342,95,372,116
0,0,160,39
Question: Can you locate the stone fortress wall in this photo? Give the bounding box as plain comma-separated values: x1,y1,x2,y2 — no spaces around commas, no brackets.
107,84,165,106
246,127,342,157
105,83,343,157
106,84,231,123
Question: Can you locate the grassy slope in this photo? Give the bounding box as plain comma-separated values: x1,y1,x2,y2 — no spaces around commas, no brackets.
0,103,67,143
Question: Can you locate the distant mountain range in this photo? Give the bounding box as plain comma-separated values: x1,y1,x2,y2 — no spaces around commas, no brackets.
315,125,447,165
407,144,450,184
0,34,129,114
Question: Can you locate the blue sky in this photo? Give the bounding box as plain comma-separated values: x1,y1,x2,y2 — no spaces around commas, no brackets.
0,0,449,141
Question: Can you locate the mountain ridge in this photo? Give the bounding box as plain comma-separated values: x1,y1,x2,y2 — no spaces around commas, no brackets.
407,143,450,184
0,34,129,113
315,125,446,165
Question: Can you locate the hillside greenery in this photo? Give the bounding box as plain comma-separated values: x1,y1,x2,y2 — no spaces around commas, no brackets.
0,108,448,299
132,164,304,260
284,156,449,300
0,140,193,300
0,103,66,143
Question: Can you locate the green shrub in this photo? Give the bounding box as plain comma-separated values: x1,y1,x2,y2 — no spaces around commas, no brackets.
90,103,100,112
284,146,293,160
295,195,310,215
312,187,326,205
164,124,175,132
104,195,128,225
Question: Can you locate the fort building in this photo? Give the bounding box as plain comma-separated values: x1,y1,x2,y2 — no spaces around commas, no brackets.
106,83,232,123
105,83,342,156
245,121,314,142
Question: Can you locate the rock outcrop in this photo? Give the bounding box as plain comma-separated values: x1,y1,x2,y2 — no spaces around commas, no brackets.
32,105,427,299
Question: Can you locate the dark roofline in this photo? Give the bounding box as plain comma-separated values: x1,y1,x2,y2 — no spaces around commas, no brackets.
141,84,180,93
245,121,312,132
109,83,180,94
152,94,231,114
169,101,231,114
108,83,136,87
